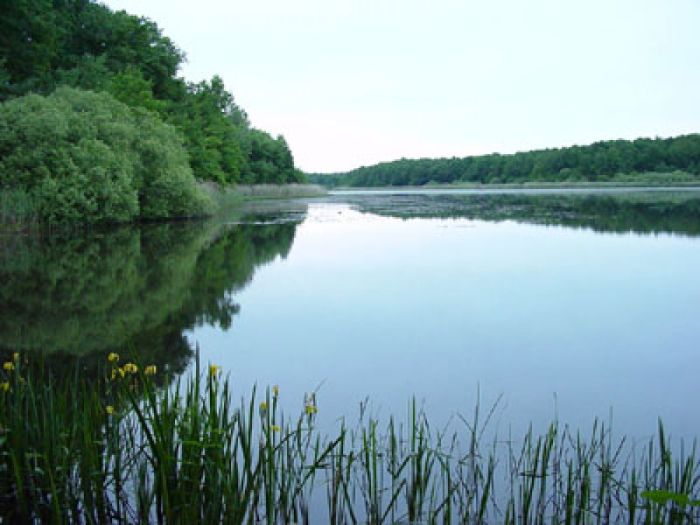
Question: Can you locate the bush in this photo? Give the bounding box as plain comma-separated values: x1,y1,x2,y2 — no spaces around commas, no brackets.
0,87,212,224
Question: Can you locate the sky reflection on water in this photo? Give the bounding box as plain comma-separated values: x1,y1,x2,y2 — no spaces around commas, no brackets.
191,194,700,441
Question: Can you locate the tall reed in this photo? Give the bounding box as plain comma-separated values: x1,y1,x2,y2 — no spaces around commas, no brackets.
0,353,698,523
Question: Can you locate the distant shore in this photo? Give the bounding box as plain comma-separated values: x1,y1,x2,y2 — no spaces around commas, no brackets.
328,180,700,192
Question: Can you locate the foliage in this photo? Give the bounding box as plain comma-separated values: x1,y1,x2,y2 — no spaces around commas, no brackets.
0,87,211,223
0,0,302,212
246,129,303,184
107,67,166,114
166,76,250,185
642,490,700,507
310,135,700,187
0,0,183,101
165,76,304,185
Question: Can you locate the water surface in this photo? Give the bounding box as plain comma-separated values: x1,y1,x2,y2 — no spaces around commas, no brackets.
2,189,698,440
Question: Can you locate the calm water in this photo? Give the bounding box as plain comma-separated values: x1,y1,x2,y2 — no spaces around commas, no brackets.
2,189,699,440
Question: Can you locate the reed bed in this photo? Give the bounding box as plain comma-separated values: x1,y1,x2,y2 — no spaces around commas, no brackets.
0,353,698,524
233,184,327,199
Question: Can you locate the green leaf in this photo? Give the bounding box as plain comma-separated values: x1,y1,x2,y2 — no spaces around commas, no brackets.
641,490,691,506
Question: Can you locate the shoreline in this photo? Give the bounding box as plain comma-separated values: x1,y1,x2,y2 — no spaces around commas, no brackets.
0,183,327,233
3,182,698,232
327,180,700,191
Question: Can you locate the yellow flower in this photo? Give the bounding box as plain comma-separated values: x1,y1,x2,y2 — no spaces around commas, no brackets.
12,353,19,362
259,401,268,411
106,405,114,415
271,425,281,432
122,363,138,374
111,368,126,380
144,365,157,376
209,364,221,377
3,362,14,372
272,385,279,397
304,392,317,415
0,382,9,392
107,352,120,363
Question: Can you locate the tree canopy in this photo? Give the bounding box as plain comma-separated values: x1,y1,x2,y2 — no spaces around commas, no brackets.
309,135,700,187
0,0,303,223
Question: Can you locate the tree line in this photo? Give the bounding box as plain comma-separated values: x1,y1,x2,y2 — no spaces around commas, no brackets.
309,135,700,187
0,0,303,223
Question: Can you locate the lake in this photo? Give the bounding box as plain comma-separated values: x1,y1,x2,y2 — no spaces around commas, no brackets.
2,188,699,442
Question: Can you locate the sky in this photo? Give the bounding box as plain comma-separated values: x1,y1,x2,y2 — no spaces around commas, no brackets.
103,0,700,173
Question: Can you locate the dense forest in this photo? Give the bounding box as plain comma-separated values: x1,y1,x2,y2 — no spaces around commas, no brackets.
0,0,303,224
310,134,700,187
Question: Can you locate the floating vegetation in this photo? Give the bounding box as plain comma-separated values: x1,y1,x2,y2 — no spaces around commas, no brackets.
337,189,700,237
0,354,697,524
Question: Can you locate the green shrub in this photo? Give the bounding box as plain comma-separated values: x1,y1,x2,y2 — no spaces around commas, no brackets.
0,87,212,224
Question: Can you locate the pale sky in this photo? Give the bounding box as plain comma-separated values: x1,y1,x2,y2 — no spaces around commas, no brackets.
104,0,700,173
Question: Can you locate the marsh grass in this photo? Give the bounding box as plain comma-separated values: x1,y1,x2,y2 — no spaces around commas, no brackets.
196,181,326,219
234,184,327,199
0,354,698,524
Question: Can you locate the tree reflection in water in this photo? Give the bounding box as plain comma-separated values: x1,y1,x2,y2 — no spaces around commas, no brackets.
0,208,304,380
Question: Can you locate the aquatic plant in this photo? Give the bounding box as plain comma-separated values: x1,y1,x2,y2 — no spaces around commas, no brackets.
0,353,697,523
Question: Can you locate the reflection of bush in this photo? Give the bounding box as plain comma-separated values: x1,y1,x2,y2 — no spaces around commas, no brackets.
350,192,700,237
0,217,300,371
0,224,206,355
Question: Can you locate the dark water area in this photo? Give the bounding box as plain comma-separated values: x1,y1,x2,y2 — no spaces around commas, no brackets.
0,204,305,380
1,189,699,440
